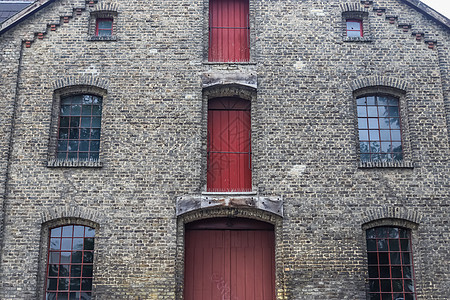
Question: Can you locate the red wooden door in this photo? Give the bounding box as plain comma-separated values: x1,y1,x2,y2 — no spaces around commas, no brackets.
184,219,275,300
207,98,251,192
209,0,250,62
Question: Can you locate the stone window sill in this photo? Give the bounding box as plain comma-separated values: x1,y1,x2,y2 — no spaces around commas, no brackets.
47,159,103,168
343,37,372,43
358,161,414,169
87,35,117,41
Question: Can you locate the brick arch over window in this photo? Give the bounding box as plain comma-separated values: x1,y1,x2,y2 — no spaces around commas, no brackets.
361,207,422,229
350,76,408,92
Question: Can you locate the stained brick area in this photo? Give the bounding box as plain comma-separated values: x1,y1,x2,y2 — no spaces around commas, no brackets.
0,0,449,299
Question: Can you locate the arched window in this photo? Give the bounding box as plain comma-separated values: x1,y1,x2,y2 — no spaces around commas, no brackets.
45,225,95,300
366,226,416,300
357,95,403,162
207,97,251,191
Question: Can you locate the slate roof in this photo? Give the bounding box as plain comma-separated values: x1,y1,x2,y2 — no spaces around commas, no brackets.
0,1,33,24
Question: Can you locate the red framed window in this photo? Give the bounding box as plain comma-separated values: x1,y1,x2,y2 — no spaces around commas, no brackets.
45,225,95,300
207,97,251,192
57,94,102,161
209,0,250,62
357,95,403,162
346,19,363,37
95,18,113,36
366,227,416,300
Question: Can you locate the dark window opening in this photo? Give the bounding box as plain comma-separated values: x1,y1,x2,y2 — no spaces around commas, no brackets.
366,227,416,300
347,19,363,37
95,18,113,36
57,94,102,161
207,97,251,192
45,225,95,300
357,95,403,162
209,0,250,62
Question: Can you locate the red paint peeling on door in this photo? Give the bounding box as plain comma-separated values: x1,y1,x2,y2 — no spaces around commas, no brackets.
184,218,276,300
207,98,251,192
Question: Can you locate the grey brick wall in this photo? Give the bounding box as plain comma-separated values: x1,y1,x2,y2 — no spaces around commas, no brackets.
0,0,448,299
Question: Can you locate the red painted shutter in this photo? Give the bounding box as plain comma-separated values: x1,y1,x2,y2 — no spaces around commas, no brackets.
184,219,276,300
207,98,251,192
209,0,250,62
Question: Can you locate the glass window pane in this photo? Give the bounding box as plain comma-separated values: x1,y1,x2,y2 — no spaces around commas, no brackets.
79,141,89,152
47,278,58,290
73,238,84,250
80,128,90,139
70,278,81,290
391,130,401,141
60,105,71,116
368,252,378,265
71,105,81,115
82,105,92,115
388,106,399,117
92,105,102,115
61,238,72,251
80,292,91,300
47,292,57,300
82,95,93,105
369,293,380,300
59,129,69,140
358,118,368,129
381,142,391,153
370,142,380,153
98,20,112,29
368,266,379,278
57,292,68,300
50,238,61,250
81,278,93,291
91,117,101,128
60,117,70,127
58,278,69,290
369,280,380,292
360,142,370,153
390,118,400,129
85,227,95,237
59,264,70,277
378,96,389,105
368,107,378,117
81,117,91,128
51,227,62,237
381,293,392,300
391,266,402,278
389,239,400,251
359,130,369,140
367,239,377,251
72,251,83,263
403,266,412,278
381,279,391,292
368,119,379,129
70,117,80,128
49,252,60,264
357,106,367,117
378,106,389,117
379,118,390,129
89,152,99,160
357,97,366,105
404,280,414,292
48,264,59,277
90,141,100,152
366,96,376,105
83,265,93,277
402,252,410,264
68,141,79,152
347,30,361,37
392,143,402,153
380,130,391,141
83,251,94,263
71,265,82,277
390,252,401,265
392,280,403,292
380,266,390,278
69,129,79,139
347,21,361,30
91,129,101,139
60,252,71,263
369,130,379,141
74,226,85,237
84,238,94,250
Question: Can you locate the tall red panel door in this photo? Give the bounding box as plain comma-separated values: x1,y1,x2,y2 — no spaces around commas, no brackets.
207,98,251,192
209,0,250,62
184,219,276,300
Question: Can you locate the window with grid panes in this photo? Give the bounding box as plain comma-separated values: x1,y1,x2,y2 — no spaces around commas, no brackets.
95,18,113,36
357,95,403,162
57,94,102,161
346,19,363,37
45,225,95,300
366,227,416,300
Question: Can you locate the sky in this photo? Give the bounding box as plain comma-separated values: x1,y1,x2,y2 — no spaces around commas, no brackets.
421,0,450,18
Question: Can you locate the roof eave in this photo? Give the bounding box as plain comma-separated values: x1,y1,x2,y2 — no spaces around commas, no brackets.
401,0,450,31
0,0,56,35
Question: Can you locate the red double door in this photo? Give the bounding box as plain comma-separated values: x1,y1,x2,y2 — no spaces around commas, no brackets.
184,218,275,300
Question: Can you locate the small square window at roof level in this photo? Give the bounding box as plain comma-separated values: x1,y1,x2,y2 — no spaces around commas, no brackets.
96,18,113,36
347,19,363,37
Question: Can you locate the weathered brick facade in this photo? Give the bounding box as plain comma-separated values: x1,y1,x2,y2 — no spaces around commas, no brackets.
0,0,449,299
